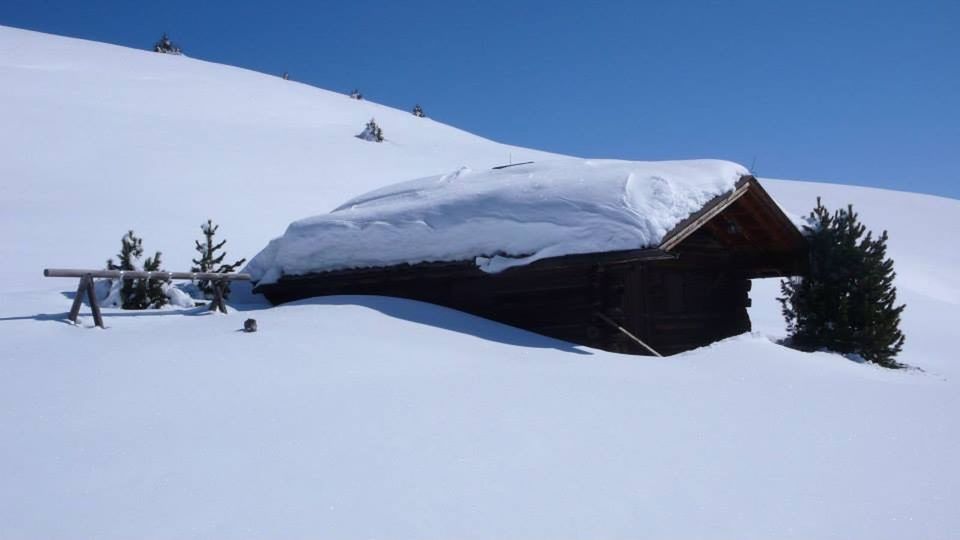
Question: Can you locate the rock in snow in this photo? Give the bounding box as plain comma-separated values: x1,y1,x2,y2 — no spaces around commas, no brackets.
247,159,748,283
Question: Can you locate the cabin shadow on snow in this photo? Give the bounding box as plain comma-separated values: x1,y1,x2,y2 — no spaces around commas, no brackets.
291,295,593,355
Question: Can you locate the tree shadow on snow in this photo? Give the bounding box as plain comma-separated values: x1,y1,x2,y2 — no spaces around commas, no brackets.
302,295,592,355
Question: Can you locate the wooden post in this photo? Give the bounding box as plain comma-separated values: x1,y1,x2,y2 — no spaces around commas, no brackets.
67,276,86,324
67,274,104,328
210,280,227,313
85,274,104,328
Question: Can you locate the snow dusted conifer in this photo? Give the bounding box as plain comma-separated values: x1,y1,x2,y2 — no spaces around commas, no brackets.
139,251,168,309
191,219,246,299
107,230,141,309
106,230,166,309
779,198,906,367
412,104,425,118
357,118,384,142
153,33,182,55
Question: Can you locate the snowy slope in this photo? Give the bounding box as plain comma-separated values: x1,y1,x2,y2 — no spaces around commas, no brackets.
1,26,958,539
0,25,556,292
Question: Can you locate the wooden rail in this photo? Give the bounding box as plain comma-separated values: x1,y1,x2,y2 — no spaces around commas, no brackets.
43,268,250,328
43,269,251,281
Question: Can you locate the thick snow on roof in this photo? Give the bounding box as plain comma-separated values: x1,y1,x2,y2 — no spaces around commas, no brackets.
248,159,748,283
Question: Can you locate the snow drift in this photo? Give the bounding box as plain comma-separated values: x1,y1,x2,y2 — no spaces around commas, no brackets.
247,159,747,282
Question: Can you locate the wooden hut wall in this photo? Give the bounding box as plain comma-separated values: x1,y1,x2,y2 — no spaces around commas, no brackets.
257,254,752,356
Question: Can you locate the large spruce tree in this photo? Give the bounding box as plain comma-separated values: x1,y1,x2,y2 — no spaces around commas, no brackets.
779,199,906,367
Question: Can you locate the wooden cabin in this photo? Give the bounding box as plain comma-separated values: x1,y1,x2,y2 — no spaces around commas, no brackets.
254,175,806,355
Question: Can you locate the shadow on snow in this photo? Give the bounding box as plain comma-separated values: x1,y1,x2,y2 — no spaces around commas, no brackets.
298,295,592,355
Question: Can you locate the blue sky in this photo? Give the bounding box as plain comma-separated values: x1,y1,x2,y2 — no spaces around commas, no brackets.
2,0,958,198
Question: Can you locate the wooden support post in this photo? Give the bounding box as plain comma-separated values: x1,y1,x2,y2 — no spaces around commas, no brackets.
595,312,662,357
67,274,104,328
67,276,86,324
210,280,227,313
84,274,104,328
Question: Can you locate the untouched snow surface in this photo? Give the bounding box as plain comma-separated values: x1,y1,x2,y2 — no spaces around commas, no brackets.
0,25,555,292
1,26,959,539
247,159,746,282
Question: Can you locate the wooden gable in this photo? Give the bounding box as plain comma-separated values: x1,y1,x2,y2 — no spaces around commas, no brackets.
659,175,807,277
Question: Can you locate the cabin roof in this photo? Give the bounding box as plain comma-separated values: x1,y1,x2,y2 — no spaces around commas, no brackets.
247,159,802,284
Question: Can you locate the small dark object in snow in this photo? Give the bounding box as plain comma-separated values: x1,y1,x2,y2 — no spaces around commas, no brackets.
243,318,258,333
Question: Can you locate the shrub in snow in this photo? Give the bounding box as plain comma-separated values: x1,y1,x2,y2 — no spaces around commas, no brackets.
105,230,168,309
349,89,363,100
153,33,182,55
779,199,906,368
412,104,425,118
191,219,246,299
357,118,384,142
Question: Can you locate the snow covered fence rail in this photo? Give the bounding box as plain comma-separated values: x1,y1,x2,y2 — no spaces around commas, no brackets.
42,268,252,281
43,268,251,327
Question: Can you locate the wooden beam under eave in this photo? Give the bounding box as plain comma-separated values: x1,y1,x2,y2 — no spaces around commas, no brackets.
659,179,753,252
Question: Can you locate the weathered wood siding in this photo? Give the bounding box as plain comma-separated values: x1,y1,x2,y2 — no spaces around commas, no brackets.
256,252,753,356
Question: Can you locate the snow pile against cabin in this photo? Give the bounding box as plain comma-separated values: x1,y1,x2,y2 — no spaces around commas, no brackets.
247,159,748,283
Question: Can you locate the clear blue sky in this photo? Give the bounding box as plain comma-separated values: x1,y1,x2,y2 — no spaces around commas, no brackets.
3,0,958,198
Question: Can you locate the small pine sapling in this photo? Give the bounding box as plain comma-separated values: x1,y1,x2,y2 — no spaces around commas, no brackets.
779,198,906,367
140,251,168,309
107,230,142,309
357,118,384,142
153,33,182,55
412,104,425,118
191,219,246,299
106,230,167,309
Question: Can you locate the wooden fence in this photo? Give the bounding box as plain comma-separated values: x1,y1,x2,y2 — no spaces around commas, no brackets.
43,268,251,328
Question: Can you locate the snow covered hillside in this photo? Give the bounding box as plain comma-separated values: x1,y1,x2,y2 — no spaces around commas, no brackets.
1,26,958,539
0,25,555,292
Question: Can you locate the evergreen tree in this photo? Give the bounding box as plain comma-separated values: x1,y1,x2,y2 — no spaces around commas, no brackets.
412,104,425,117
153,33,182,55
107,230,143,309
357,118,384,142
779,198,906,367
139,251,168,309
106,230,167,309
191,219,246,299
